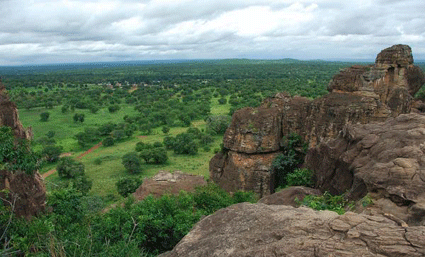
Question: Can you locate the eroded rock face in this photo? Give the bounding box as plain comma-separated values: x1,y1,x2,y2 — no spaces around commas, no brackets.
210,44,425,196
306,113,425,225
133,171,207,201
258,186,321,207
0,79,32,139
0,78,45,218
161,203,425,257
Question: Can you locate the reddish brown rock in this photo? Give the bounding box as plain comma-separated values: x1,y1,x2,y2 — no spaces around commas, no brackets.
210,45,425,197
133,171,207,201
160,203,425,257
306,113,425,225
0,78,45,218
258,186,321,207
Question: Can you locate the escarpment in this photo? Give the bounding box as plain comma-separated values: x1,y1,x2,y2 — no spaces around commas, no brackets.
210,44,425,197
0,78,46,218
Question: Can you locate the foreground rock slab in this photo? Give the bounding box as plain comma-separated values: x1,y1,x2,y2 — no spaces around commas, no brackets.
161,203,425,257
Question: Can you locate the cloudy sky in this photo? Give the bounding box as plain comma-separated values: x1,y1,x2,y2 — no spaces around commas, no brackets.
0,0,424,65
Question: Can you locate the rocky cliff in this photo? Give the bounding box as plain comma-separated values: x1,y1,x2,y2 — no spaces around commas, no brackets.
0,78,46,218
210,45,425,197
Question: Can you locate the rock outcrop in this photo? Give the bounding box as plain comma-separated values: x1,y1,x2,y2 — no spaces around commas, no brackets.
133,171,207,201
210,44,425,196
0,78,46,218
306,113,425,226
258,186,321,207
161,203,425,257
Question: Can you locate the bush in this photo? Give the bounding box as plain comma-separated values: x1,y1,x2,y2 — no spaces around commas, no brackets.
108,104,120,113
73,113,85,123
206,115,231,135
162,126,170,134
94,158,102,165
285,168,314,187
300,192,354,215
116,177,142,197
271,133,308,189
102,136,115,147
122,152,142,173
70,175,93,195
41,145,63,163
56,157,85,178
218,98,227,105
40,112,50,122
173,133,198,155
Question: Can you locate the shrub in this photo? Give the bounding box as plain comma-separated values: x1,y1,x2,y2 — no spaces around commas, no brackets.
173,133,198,155
73,113,85,123
122,152,142,173
40,112,50,122
41,145,63,163
285,168,314,187
271,133,308,189
56,157,85,178
162,126,170,134
300,192,354,215
70,175,93,195
102,136,115,147
108,104,120,113
116,177,142,197
94,158,102,165
206,115,231,135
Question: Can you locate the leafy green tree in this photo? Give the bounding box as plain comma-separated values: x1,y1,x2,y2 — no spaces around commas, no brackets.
73,113,85,123
206,115,231,135
40,112,50,122
218,98,227,105
56,157,85,178
162,126,170,134
108,104,120,113
173,133,198,155
71,175,93,195
116,177,142,197
122,152,142,173
74,128,99,147
41,145,63,163
271,133,308,189
102,136,114,147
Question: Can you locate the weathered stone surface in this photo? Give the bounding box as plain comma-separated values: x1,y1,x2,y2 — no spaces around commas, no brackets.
0,79,32,139
0,78,46,218
161,203,425,257
0,170,46,218
223,105,282,153
210,151,278,198
306,113,425,225
210,45,425,196
133,171,207,201
258,186,321,207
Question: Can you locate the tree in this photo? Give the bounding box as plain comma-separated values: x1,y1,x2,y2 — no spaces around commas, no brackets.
108,104,120,113
206,115,231,135
173,133,198,155
122,152,142,173
102,136,114,147
116,177,142,197
57,157,85,178
40,112,50,122
162,126,170,134
73,113,85,123
41,145,63,163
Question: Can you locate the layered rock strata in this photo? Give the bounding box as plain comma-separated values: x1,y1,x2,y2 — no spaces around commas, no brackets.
161,203,425,257
210,44,425,196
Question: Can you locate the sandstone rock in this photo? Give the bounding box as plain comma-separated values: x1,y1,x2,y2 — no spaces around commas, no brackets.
210,45,425,196
0,170,47,218
0,78,32,139
0,79,45,218
133,171,207,201
161,203,425,257
210,151,279,198
306,113,425,225
258,186,321,207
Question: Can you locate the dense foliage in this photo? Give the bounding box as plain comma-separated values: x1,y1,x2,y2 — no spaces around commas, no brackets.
299,191,354,215
271,133,308,190
0,126,40,174
1,183,257,256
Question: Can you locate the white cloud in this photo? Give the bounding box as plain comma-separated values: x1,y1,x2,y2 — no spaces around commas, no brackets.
0,0,424,65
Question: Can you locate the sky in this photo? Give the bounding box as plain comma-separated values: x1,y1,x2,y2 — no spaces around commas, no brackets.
0,0,424,65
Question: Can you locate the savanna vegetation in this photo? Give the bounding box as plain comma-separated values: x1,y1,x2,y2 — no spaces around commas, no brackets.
1,59,384,256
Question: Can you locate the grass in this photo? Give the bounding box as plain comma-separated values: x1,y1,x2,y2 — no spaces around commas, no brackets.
29,96,231,197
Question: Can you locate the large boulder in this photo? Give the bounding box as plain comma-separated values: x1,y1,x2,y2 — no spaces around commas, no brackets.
258,186,321,207
161,203,425,257
133,171,207,201
306,113,425,225
210,44,425,196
